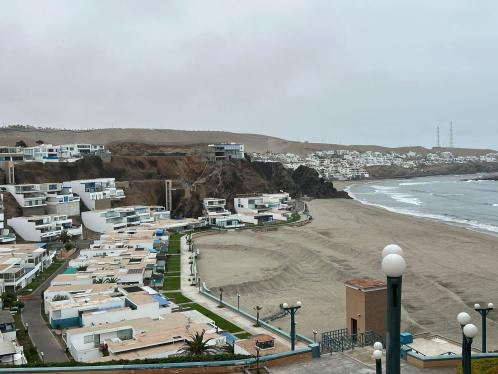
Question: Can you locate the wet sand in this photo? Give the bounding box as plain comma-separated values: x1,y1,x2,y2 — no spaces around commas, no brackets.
196,199,498,350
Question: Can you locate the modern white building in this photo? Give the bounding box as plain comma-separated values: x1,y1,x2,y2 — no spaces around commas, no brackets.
65,312,225,363
0,147,24,162
0,143,107,163
202,198,244,228
0,183,80,216
208,143,245,161
0,194,16,244
81,206,171,234
0,311,26,365
0,244,56,293
63,178,125,210
7,214,82,242
234,193,292,224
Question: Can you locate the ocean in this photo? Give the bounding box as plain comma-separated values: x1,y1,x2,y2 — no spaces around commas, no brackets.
346,174,498,235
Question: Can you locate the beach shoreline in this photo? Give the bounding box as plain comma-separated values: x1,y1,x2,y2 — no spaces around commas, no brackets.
196,198,498,350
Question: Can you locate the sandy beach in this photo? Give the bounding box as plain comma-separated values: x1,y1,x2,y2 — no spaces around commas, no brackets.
196,199,498,350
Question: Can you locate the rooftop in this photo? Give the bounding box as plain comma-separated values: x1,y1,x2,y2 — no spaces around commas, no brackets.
345,278,386,291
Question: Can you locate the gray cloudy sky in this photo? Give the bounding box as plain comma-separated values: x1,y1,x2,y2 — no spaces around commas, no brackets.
1,1,498,149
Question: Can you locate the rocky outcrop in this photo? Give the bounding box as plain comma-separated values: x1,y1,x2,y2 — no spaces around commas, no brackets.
0,156,348,218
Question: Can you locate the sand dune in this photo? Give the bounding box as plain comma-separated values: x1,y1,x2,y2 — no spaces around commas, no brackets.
196,199,498,350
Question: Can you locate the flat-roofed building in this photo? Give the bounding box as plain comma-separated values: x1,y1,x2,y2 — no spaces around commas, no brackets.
63,178,125,211
207,143,245,161
66,312,226,363
0,310,26,365
8,214,82,242
0,243,55,292
202,198,244,229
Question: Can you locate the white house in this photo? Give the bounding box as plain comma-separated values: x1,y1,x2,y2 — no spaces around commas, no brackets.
7,214,82,242
63,178,125,210
0,311,26,365
234,193,292,224
202,198,244,229
66,312,225,363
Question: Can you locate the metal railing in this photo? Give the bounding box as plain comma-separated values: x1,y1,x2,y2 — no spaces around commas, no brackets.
320,329,385,353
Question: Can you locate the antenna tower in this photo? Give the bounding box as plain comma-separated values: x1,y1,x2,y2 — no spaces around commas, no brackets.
449,121,454,148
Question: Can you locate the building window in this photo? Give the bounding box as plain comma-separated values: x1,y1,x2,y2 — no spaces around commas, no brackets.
84,335,94,344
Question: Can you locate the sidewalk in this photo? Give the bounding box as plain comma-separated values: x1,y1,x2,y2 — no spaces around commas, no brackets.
179,235,307,349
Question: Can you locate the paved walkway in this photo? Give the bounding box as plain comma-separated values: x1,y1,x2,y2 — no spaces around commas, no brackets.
180,235,306,349
271,352,454,374
21,258,71,363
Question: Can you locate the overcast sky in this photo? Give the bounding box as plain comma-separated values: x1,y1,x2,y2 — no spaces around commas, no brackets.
1,1,498,149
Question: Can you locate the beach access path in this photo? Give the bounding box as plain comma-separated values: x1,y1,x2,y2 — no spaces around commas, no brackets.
179,235,307,350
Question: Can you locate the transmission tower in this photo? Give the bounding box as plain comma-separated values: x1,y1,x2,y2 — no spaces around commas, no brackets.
449,121,454,148
437,126,440,147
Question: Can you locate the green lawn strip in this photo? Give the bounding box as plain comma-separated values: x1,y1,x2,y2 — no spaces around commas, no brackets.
167,233,184,254
164,292,192,304
14,312,41,364
162,275,181,291
188,303,246,334
165,254,181,273
233,332,252,339
19,260,65,296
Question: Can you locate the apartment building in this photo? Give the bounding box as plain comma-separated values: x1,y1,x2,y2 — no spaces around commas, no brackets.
64,178,125,210
0,244,55,292
66,312,226,363
0,182,81,216
7,214,82,242
202,198,244,228
207,143,245,161
0,194,16,244
81,206,174,234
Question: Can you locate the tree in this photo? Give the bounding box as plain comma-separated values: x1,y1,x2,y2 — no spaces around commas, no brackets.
64,241,75,251
59,230,72,245
35,140,44,145
177,330,221,356
94,278,105,284
1,292,17,309
105,277,118,283
15,140,27,147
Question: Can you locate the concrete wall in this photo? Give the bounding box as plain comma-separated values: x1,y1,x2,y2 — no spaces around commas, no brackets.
364,289,387,336
22,205,46,216
47,201,80,216
345,286,366,334
95,199,111,210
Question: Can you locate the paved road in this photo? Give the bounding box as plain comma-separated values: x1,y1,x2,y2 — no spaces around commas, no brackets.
271,353,454,374
21,258,71,363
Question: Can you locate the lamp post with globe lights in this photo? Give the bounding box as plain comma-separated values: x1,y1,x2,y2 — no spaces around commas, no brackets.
381,244,406,374
374,349,383,374
463,323,478,374
457,312,471,368
474,302,493,353
373,342,383,374
281,301,302,351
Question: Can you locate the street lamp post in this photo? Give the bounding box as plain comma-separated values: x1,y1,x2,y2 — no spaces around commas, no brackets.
381,244,406,374
254,305,263,327
474,302,494,353
457,312,471,369
218,287,223,308
374,341,383,374
237,293,240,311
281,301,302,351
313,330,318,343
462,324,478,374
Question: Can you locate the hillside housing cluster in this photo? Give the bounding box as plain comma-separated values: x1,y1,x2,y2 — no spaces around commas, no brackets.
0,172,295,364
0,143,108,163
251,149,498,180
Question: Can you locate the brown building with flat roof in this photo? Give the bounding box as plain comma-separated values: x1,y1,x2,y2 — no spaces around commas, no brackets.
345,278,387,337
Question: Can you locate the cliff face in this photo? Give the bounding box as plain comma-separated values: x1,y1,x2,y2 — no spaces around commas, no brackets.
0,156,348,218
367,162,498,179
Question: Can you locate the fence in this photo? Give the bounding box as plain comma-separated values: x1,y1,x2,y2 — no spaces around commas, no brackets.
320,329,385,353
